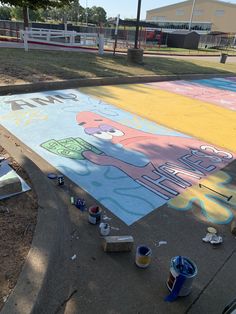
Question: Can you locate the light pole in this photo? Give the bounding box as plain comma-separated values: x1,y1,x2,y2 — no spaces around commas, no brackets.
85,0,88,26
134,0,142,49
189,0,196,31
127,0,143,63
76,0,80,25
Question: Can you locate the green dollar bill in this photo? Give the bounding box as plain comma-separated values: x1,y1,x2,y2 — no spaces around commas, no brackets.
41,138,102,160
75,137,102,155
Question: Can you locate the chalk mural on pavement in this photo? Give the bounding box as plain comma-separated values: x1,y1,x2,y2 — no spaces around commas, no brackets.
168,171,236,224
146,77,236,111
0,88,235,225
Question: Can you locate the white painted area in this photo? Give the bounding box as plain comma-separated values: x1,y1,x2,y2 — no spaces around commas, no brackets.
0,161,30,200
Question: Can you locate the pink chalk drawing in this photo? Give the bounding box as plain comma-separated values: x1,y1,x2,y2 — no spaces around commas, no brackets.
146,80,236,111
76,112,235,201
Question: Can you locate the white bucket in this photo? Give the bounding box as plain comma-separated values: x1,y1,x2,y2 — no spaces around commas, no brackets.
99,223,111,236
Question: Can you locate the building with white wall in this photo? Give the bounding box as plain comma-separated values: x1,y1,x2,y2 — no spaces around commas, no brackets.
146,0,236,33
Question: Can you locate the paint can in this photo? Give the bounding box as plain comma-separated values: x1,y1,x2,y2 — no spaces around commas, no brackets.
57,175,64,186
166,256,197,300
99,222,111,236
75,198,86,211
88,205,101,225
135,246,152,268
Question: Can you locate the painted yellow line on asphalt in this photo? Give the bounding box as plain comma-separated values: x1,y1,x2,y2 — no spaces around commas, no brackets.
81,84,236,152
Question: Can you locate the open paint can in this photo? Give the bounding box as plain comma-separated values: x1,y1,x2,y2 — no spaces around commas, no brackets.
88,206,101,225
135,246,152,268
166,256,197,298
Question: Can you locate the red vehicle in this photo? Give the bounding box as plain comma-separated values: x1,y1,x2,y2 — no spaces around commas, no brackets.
146,28,162,44
146,28,158,41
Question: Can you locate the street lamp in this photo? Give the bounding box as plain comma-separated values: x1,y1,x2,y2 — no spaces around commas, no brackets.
127,0,143,63
85,0,88,26
134,0,142,49
189,0,196,31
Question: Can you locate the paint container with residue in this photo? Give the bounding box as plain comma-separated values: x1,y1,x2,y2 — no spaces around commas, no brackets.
166,256,197,301
75,198,86,211
135,246,152,268
88,206,101,225
57,175,64,186
99,223,111,236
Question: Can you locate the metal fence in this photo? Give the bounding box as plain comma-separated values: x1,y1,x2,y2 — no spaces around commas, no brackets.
1,20,235,50
199,34,236,49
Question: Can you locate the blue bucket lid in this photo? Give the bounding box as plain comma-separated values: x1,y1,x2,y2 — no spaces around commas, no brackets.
47,173,58,179
172,256,197,277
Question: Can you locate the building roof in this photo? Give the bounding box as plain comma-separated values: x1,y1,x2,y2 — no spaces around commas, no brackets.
108,18,159,28
146,0,236,13
171,30,199,34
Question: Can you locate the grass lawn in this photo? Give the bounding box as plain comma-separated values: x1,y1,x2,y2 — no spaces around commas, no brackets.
0,47,236,85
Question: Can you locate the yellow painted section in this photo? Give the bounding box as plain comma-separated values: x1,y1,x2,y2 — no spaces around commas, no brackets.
168,171,236,224
0,109,48,126
81,84,236,152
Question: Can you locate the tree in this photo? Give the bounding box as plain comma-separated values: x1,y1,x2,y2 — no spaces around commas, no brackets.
91,7,107,24
89,6,106,25
44,1,85,24
0,6,11,20
1,0,73,28
11,6,45,22
46,3,107,26
62,0,85,24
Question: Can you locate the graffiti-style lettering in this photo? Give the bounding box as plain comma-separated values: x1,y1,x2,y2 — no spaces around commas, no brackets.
55,94,79,102
161,161,204,179
180,154,216,172
141,171,179,199
200,145,233,160
32,96,63,106
191,149,222,163
4,93,79,112
159,163,194,188
5,99,37,111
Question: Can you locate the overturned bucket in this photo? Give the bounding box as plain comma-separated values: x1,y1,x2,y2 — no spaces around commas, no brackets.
165,256,197,302
135,246,152,268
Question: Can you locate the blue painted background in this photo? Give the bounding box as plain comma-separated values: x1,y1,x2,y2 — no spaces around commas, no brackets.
0,89,189,225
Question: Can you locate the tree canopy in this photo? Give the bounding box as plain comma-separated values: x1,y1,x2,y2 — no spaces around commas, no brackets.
0,1,108,26
0,0,72,10
0,6,11,20
0,0,74,27
88,6,106,24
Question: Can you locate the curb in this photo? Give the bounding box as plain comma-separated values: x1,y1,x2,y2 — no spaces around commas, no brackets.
0,73,233,95
0,127,67,314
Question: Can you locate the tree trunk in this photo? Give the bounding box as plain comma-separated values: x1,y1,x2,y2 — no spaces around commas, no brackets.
23,6,29,29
